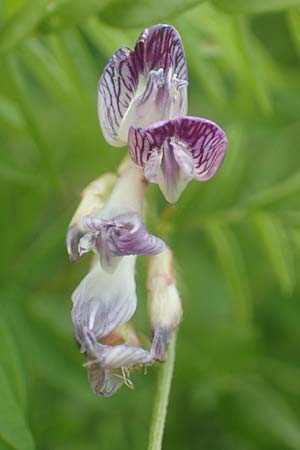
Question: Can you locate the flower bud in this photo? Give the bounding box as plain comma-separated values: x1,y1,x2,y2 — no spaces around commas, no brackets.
147,247,182,361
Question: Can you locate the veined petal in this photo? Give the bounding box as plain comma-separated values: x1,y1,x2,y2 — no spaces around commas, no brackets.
71,256,137,351
157,140,194,203
80,212,165,272
128,116,227,202
83,328,153,397
104,212,165,256
144,149,160,183
98,24,188,147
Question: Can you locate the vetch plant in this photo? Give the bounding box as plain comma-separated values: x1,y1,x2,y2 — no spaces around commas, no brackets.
67,22,227,449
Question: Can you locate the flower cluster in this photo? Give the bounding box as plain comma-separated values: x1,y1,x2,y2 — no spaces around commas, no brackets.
67,24,228,397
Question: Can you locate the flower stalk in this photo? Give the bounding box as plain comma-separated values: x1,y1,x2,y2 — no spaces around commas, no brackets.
147,333,177,450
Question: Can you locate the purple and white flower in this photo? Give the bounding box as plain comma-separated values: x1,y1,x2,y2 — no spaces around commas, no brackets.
128,116,228,203
79,212,165,273
72,256,137,352
98,24,188,147
83,327,153,398
77,161,165,272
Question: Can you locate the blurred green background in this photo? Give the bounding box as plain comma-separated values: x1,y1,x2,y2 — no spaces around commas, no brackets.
1,0,300,449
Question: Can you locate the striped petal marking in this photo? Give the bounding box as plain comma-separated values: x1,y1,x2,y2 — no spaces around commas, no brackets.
128,116,228,203
79,212,165,273
98,24,188,147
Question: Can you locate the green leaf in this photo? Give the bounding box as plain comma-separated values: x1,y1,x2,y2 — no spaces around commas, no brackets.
287,7,300,61
38,0,112,33
252,212,295,294
3,54,63,192
82,18,137,58
0,318,26,407
244,170,300,208
20,39,78,106
0,95,24,129
100,0,206,28
230,16,272,115
0,0,48,52
0,367,34,450
176,15,227,108
235,382,300,450
204,222,252,325
213,0,300,14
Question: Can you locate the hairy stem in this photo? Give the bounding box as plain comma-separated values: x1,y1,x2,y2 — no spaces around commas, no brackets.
147,333,177,450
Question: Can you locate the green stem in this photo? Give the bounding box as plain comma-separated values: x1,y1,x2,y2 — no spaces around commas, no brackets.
147,333,177,450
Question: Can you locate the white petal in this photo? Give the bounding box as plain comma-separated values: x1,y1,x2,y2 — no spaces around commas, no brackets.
72,256,137,350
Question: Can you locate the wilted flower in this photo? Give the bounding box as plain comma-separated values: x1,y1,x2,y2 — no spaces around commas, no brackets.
72,255,137,351
83,325,153,398
80,212,165,273
98,24,188,147
66,173,116,261
76,161,164,272
148,247,182,361
128,116,228,203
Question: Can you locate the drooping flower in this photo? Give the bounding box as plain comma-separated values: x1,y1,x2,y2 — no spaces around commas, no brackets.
128,116,228,203
83,325,153,398
98,24,188,147
147,247,182,361
66,173,116,262
72,255,137,352
79,212,165,273
76,161,165,272
72,260,153,397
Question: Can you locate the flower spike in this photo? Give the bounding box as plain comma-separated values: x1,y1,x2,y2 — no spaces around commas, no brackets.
128,116,228,203
98,24,188,147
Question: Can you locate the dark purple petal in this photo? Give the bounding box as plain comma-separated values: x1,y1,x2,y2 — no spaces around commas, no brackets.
98,25,188,146
177,117,228,181
128,116,228,202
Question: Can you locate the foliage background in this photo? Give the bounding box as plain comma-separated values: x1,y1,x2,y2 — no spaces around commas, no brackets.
1,0,300,449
